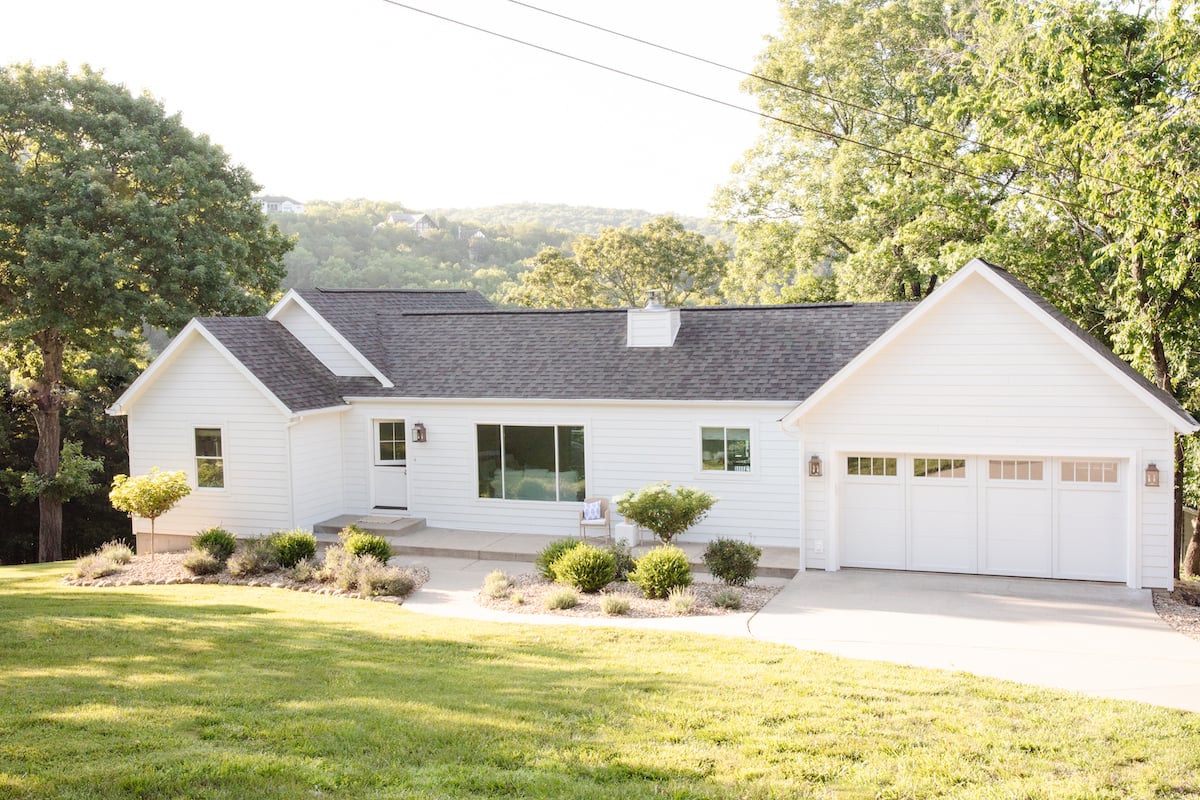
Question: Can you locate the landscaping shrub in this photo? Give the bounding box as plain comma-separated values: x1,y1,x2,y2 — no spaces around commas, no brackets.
629,545,692,599
341,528,392,564
483,570,512,598
604,542,636,581
194,527,237,561
545,588,579,610
318,545,353,583
551,543,617,592
73,554,118,580
289,558,318,583
667,586,697,615
97,540,134,565
702,538,762,586
712,588,743,610
614,482,717,544
227,537,279,577
181,548,223,576
269,529,317,568
600,594,630,616
508,591,525,605
356,559,419,597
534,538,583,580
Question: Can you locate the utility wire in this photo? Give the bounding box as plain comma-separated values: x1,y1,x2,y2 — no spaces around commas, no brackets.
380,0,1189,239
504,0,1152,200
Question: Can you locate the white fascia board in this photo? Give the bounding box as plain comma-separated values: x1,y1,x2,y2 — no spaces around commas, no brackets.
267,290,394,389
107,319,292,418
782,258,1198,434
342,395,797,410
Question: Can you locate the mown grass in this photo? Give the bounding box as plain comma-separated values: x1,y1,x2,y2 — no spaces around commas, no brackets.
1,562,1199,799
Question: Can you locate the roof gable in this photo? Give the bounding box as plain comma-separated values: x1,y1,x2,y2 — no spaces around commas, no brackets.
267,290,393,388
782,258,1198,433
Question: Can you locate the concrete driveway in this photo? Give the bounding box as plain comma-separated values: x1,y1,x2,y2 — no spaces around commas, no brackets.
747,569,1200,711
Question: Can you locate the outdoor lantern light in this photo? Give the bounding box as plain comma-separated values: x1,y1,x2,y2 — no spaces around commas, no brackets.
808,454,823,478
411,422,427,443
1145,462,1160,487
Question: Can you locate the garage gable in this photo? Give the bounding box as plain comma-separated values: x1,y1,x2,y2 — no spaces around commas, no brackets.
783,258,1197,437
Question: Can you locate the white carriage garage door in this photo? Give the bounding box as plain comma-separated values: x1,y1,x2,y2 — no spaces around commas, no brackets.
839,455,1126,582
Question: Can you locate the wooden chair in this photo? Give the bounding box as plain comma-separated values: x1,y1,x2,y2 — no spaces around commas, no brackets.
578,497,611,541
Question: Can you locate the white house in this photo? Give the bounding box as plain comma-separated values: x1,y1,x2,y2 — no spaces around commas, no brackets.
255,196,305,214
108,259,1197,589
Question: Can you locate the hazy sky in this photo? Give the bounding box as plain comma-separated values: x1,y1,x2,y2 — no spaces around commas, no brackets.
4,0,781,218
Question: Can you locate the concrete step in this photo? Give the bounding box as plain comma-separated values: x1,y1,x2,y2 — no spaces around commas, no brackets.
313,513,426,537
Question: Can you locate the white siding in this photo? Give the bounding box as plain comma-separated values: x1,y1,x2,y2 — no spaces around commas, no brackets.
340,400,803,547
290,412,346,528
795,273,1177,588
273,302,371,377
125,336,293,538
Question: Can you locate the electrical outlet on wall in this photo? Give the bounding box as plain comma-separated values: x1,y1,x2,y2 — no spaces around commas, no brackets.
813,540,824,554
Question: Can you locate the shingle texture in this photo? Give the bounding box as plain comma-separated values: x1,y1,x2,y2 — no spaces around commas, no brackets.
296,288,493,369
198,317,348,412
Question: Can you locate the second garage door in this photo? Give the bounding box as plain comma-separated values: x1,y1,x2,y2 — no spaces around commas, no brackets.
839,454,1126,582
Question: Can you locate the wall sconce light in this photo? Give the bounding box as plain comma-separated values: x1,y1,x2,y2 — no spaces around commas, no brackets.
808,454,823,478
411,422,427,443
1145,462,1159,488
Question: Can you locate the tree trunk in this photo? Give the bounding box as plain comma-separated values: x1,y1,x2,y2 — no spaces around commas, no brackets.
31,331,65,563
1184,511,1200,578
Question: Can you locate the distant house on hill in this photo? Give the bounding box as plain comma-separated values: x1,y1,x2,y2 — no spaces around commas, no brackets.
255,196,305,214
456,226,487,241
377,212,439,237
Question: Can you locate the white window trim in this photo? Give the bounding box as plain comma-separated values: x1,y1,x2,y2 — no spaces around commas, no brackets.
194,425,226,491
698,424,754,476
374,418,407,466
473,422,589,503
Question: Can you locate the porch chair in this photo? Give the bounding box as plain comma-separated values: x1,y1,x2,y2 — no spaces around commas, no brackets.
578,497,611,541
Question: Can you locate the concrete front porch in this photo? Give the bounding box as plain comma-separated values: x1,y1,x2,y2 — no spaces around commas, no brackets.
313,513,801,579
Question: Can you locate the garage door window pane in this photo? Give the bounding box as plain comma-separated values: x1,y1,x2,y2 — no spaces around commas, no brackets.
989,459,1044,481
847,456,896,477
1061,460,1119,483
914,457,966,479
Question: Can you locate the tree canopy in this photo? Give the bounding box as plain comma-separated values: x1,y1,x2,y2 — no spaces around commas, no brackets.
0,62,291,561
504,216,730,308
718,0,1200,573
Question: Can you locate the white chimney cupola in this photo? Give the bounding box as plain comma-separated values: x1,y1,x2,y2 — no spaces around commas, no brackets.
626,293,681,347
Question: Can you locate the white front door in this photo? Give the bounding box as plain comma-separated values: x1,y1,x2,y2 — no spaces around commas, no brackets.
372,419,408,509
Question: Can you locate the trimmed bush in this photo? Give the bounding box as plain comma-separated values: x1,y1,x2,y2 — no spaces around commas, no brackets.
483,570,512,598
194,527,237,562
97,540,134,565
73,554,118,580
600,594,630,616
667,586,697,615
342,530,392,564
702,538,762,586
614,482,717,544
534,538,583,580
712,588,743,610
317,545,353,584
604,543,636,581
182,548,223,576
289,558,318,583
552,543,617,592
508,591,525,605
356,559,419,597
270,529,317,568
629,545,692,599
227,537,279,577
545,588,579,610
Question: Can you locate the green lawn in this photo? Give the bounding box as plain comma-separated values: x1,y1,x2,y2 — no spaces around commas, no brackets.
2,563,1199,799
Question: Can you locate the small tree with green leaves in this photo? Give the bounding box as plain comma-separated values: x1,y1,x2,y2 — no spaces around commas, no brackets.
614,482,717,545
108,468,191,560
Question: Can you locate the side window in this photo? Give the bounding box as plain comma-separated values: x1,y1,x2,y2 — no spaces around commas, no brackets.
701,427,751,472
195,428,224,488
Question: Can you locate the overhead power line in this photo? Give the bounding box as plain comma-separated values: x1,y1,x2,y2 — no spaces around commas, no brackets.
503,0,1151,200
380,0,1189,239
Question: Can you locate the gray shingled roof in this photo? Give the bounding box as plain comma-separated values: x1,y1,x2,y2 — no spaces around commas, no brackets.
982,260,1197,427
345,304,915,402
296,288,494,368
198,317,349,413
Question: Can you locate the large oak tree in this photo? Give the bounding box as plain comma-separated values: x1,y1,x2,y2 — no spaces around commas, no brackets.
0,63,291,561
